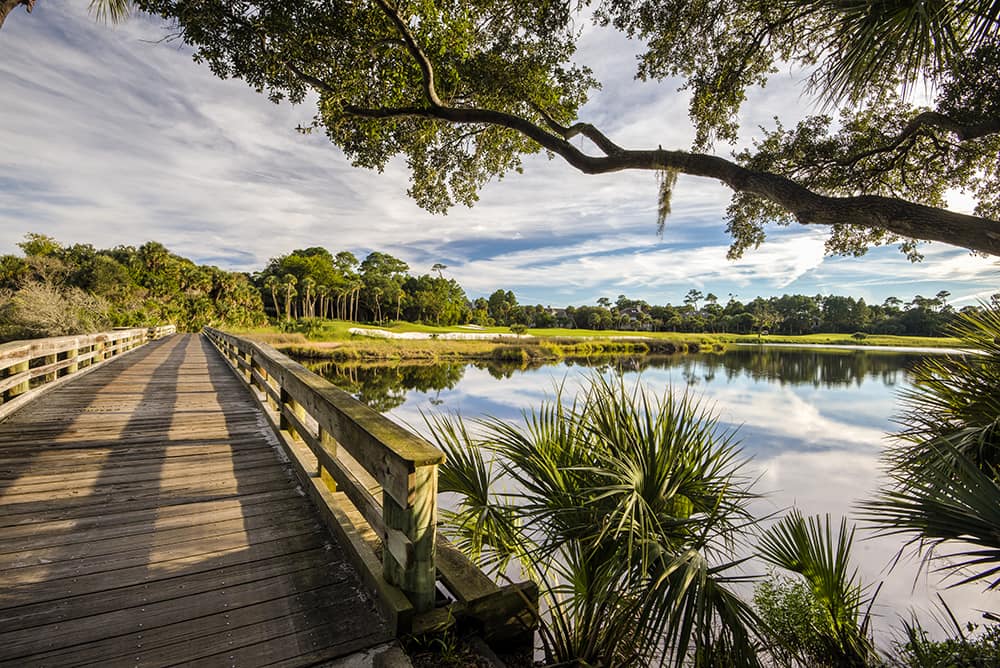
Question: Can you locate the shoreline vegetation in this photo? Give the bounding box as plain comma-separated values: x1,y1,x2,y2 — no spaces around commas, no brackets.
232,320,963,365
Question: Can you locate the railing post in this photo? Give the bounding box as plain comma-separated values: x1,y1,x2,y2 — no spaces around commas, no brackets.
279,388,305,440
42,354,57,383
6,360,30,400
66,348,78,375
318,428,337,489
383,465,438,612
241,350,252,383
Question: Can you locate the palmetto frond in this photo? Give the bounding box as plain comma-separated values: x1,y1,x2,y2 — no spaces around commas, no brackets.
782,0,1000,102
89,0,131,23
860,441,1000,589
860,303,1000,590
892,305,1000,474
758,511,879,666
427,374,763,667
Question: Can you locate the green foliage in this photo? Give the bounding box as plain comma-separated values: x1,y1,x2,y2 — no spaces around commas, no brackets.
425,375,762,667
729,71,1000,258
134,0,1000,258
757,512,879,667
859,302,1000,590
895,617,1000,668
136,0,592,213
753,572,843,667
0,235,266,341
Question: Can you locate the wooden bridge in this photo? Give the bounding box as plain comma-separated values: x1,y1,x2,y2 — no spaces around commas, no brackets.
0,328,535,667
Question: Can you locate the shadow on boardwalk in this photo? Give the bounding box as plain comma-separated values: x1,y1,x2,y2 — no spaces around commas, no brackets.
0,334,388,667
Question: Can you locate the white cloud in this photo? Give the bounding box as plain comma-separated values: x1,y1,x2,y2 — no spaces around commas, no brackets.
449,230,829,300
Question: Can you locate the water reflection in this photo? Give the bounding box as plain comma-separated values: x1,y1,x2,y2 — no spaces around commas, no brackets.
302,347,987,634
310,361,468,412
307,347,923,412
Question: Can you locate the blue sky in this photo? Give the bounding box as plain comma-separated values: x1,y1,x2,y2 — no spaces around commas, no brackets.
1,1,996,307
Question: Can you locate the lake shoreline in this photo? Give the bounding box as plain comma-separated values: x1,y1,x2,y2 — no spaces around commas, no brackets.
269,334,962,365
235,322,962,364
276,335,713,364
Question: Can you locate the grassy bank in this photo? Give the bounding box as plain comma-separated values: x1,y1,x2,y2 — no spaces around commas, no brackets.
228,320,961,364
230,322,717,363
716,332,962,348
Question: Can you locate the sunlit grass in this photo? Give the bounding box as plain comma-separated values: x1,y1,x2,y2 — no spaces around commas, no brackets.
229,320,960,350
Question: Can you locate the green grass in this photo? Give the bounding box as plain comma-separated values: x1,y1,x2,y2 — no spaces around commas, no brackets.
716,332,962,348
229,320,962,355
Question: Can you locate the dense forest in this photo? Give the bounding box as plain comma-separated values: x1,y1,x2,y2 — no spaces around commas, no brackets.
0,234,266,341
2,235,992,342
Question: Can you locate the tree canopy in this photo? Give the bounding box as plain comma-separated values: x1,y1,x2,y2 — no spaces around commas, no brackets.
0,234,266,340
129,0,1000,258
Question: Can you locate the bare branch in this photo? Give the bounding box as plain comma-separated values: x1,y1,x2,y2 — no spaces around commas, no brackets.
839,111,1000,166
371,0,444,108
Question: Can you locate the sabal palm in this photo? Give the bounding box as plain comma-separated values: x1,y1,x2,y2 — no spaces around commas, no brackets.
860,303,1000,589
426,375,761,667
1,0,130,31
891,305,1000,474
757,511,879,666
786,0,1000,101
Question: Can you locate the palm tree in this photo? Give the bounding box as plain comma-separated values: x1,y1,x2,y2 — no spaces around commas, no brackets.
280,274,297,321
859,303,1000,589
425,375,762,667
785,0,1000,102
301,276,316,318
757,512,879,666
352,280,362,322
315,284,329,320
263,275,280,320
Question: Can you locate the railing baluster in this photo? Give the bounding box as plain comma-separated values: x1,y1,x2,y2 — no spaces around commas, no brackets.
6,361,29,400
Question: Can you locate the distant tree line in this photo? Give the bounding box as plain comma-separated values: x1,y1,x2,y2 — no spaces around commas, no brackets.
255,246,991,338
471,288,993,339
0,234,266,341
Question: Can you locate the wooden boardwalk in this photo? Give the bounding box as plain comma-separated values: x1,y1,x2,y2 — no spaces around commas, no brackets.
0,334,390,667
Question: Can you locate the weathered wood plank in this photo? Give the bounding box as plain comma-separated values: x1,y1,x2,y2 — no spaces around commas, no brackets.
21,586,349,667
0,333,389,666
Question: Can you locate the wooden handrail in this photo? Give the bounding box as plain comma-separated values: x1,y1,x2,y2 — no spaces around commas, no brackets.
203,327,445,623
0,325,176,421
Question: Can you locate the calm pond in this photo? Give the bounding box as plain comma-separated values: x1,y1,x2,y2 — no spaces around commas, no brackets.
302,345,988,634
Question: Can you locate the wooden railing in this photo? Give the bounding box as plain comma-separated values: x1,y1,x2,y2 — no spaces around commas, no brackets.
203,328,537,642
0,325,176,421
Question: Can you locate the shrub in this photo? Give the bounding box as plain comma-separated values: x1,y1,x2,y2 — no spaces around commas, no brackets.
0,281,110,340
